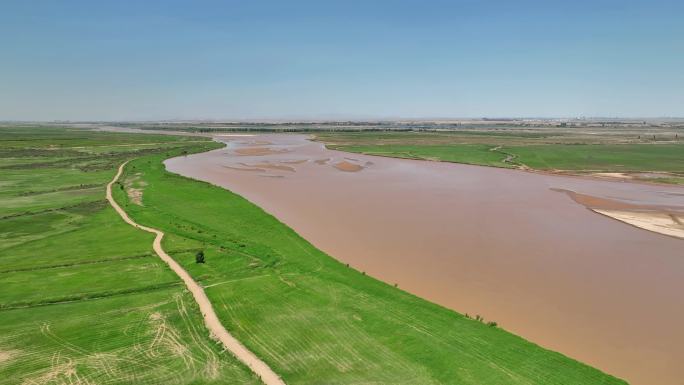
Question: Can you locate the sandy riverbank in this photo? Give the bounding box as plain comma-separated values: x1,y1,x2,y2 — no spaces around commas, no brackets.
555,188,684,239
594,210,683,239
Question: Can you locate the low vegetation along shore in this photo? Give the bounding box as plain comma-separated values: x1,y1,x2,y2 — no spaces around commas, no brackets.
314,129,684,184
0,126,626,384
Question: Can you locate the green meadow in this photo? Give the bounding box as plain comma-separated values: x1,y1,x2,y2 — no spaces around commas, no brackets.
325,143,513,167
0,126,256,384
317,130,684,183
1,126,626,384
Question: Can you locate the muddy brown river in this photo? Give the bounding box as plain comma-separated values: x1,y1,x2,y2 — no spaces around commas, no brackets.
166,134,684,385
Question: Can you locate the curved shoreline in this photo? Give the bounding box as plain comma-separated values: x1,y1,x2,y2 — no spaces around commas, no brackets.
106,161,285,385
165,133,684,385
319,140,684,239
313,137,683,188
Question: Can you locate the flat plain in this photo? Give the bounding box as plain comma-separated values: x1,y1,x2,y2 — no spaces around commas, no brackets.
0,125,628,384
314,127,684,184
0,127,257,385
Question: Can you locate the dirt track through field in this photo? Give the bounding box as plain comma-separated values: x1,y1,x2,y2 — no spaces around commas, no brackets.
106,161,284,385
165,134,684,385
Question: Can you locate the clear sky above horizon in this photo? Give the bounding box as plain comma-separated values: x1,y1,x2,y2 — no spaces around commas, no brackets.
1,0,683,121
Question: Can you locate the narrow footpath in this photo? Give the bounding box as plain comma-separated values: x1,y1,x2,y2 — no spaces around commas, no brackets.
106,161,285,385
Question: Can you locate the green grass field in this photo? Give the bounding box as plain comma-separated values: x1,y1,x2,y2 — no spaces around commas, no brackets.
1,126,627,384
506,144,684,172
0,126,257,384
317,131,684,183
331,144,513,167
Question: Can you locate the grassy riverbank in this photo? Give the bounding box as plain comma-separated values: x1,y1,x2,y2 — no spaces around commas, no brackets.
316,130,684,184
114,142,626,384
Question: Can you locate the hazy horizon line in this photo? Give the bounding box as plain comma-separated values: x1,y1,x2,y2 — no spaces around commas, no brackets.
3,116,684,124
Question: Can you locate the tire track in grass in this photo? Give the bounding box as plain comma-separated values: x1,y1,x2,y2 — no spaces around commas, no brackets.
106,161,285,385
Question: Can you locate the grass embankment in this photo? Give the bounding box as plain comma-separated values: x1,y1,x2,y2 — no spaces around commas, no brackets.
317,131,684,183
112,146,627,384
0,126,258,384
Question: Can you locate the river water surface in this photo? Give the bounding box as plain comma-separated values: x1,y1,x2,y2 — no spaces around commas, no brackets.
166,134,684,385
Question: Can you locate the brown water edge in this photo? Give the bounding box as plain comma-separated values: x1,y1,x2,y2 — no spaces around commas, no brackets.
235,147,290,156
165,134,684,385
553,188,683,212
554,189,684,239
240,163,296,172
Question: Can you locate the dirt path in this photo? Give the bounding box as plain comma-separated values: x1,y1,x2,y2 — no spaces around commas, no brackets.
106,161,285,385
489,145,523,168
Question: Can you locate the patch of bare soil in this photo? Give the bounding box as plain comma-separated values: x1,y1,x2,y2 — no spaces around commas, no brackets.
333,161,364,172
589,171,681,183
592,172,632,180
124,173,146,206
0,349,18,364
127,188,144,205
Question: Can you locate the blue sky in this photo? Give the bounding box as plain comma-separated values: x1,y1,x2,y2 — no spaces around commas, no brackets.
1,0,682,120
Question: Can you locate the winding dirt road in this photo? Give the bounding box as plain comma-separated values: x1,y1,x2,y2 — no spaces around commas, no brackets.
106,161,285,385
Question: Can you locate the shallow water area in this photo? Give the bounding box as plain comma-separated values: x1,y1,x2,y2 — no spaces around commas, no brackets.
166,134,684,385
